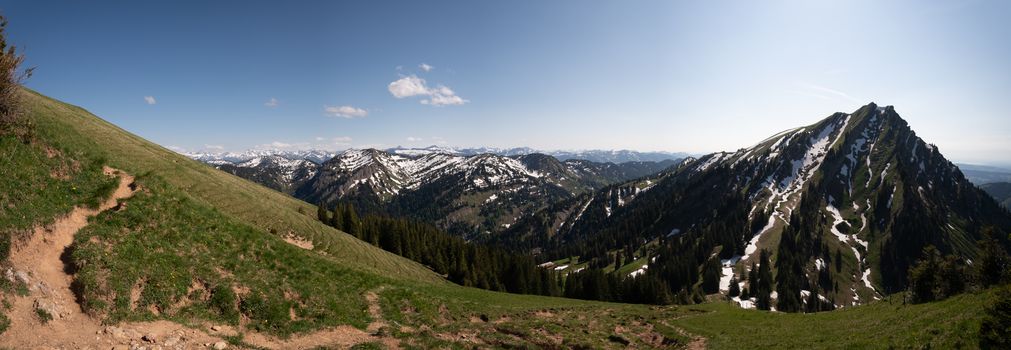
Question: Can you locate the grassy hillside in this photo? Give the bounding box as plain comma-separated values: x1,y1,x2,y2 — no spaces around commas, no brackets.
672,290,996,349
1,88,1003,349
22,89,442,284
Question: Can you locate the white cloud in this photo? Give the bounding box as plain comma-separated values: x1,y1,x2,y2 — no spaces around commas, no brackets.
388,75,468,106
204,144,224,150
265,97,279,108
421,85,467,106
419,63,434,72
167,145,185,152
144,96,156,105
270,141,293,148
388,75,431,98
324,105,368,118
333,136,353,143
406,136,423,142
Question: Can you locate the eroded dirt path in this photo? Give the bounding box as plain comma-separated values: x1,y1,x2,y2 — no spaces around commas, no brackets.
244,287,400,349
1,167,152,349
1,167,400,349
662,319,708,350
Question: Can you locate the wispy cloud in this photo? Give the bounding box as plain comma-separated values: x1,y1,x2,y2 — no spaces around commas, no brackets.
332,136,353,146
255,137,354,152
204,144,224,150
419,63,434,72
324,105,368,118
265,97,279,108
388,75,467,106
794,82,862,104
406,136,423,142
144,96,157,105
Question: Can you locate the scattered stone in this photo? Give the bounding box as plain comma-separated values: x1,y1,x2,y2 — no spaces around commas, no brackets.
142,333,157,343
163,336,181,347
33,298,62,320
210,325,221,332
4,268,14,283
112,345,130,350
15,270,31,285
212,341,228,349
106,326,129,339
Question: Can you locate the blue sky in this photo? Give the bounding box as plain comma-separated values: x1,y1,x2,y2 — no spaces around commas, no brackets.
5,0,1011,166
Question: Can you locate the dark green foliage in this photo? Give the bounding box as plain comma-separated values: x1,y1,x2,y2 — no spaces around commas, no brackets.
980,286,1011,349
805,289,819,313
0,230,9,262
0,13,34,140
775,225,804,313
35,307,52,324
701,258,721,294
317,204,560,297
0,310,9,334
976,227,1010,288
728,276,740,297
209,285,239,323
907,246,967,304
756,249,773,311
240,292,292,333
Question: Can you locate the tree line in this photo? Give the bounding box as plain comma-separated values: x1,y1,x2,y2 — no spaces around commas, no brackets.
317,203,562,296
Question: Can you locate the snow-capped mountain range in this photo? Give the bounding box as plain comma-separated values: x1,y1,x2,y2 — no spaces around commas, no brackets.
185,146,689,166
386,145,691,163
185,149,337,165
189,147,679,238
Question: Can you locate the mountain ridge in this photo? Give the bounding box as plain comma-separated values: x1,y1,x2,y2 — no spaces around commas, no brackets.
504,102,1011,308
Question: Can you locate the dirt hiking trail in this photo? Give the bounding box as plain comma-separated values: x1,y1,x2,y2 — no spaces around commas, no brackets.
1,167,399,349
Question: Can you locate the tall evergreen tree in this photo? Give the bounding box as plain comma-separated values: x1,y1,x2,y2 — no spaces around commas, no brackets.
976,227,1010,288
728,276,740,297
756,249,774,310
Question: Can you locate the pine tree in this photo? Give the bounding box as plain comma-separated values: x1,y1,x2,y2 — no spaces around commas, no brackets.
728,276,740,297
343,204,360,236
908,246,941,303
329,205,343,231
775,228,803,313
835,249,843,272
805,289,820,313
756,249,773,310
976,227,1009,288
701,258,721,294
316,204,329,222
979,286,1011,349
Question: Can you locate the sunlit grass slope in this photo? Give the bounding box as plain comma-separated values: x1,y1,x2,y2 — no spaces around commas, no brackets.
671,290,994,349
23,89,442,284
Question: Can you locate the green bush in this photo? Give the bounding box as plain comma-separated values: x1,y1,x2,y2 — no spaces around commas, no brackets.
209,284,239,323
0,311,10,334
980,287,1011,349
239,292,291,334
0,231,9,262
